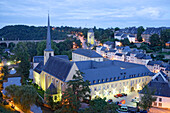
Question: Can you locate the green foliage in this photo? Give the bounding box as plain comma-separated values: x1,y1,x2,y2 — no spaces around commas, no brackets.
160,29,170,46
139,85,157,111
1,65,9,77
0,25,114,42
5,84,37,112
83,97,118,113
114,27,120,31
36,41,59,55
137,26,145,42
121,38,130,46
149,34,161,47
67,70,91,101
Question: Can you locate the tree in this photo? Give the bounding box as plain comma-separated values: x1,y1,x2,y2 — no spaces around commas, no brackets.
139,85,157,111
121,38,130,46
1,65,9,77
160,29,170,46
149,34,161,46
83,97,118,113
67,70,91,101
137,26,145,42
55,70,91,113
14,43,30,79
36,41,59,56
114,27,120,31
5,85,37,112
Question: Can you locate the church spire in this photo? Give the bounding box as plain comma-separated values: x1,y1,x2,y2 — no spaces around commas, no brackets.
45,13,53,51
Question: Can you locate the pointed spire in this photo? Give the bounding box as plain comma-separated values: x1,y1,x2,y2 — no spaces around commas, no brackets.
45,13,53,51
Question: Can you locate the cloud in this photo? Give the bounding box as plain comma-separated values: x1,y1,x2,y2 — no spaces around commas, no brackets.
0,0,170,28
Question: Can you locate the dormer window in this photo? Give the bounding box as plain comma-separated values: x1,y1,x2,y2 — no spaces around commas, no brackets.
124,76,126,79
110,78,113,81
124,72,126,75
114,77,117,80
106,78,109,81
93,80,96,84
98,80,100,83
102,79,105,82
118,77,121,79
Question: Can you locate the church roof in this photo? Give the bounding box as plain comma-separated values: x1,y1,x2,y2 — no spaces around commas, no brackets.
45,14,53,51
73,48,103,58
47,83,57,95
43,56,73,81
88,29,94,32
34,61,44,74
75,60,152,85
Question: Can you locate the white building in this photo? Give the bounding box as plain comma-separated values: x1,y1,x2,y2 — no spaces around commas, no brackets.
140,71,170,109
72,48,104,62
127,34,136,43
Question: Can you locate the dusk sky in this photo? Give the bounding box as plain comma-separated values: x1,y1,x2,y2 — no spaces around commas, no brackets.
0,0,170,29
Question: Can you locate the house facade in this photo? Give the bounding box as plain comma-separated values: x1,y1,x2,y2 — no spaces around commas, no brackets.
140,71,170,109
72,48,104,62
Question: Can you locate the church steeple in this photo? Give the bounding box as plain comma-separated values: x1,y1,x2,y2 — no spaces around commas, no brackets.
44,13,54,65
45,13,53,51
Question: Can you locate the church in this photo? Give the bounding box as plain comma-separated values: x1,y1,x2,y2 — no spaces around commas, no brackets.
33,15,154,102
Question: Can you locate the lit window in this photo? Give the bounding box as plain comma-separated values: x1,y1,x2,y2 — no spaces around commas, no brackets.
124,76,126,79
98,80,100,83
118,77,120,79
159,103,162,107
110,78,113,81
102,79,105,82
106,78,109,81
55,96,57,100
154,102,157,106
93,80,96,84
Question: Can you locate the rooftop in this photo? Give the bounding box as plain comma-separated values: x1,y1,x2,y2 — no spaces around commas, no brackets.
73,48,103,58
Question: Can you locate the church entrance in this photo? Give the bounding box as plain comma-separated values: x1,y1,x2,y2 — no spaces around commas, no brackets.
131,87,135,92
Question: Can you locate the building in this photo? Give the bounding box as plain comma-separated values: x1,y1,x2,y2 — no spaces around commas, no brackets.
87,29,95,45
33,15,153,102
72,48,103,62
165,41,170,47
146,61,169,74
103,41,114,49
127,34,136,43
140,71,170,109
141,27,170,43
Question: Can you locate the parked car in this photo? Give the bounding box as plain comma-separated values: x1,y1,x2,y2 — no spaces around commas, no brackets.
118,104,128,112
114,95,119,98
107,99,113,103
117,94,123,97
121,93,127,96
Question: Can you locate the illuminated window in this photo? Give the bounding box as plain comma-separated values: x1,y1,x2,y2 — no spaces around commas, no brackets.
124,76,126,79
93,80,96,84
110,78,113,81
55,96,57,100
159,103,162,107
98,80,100,83
102,79,105,82
106,78,109,81
154,102,157,106
114,77,117,80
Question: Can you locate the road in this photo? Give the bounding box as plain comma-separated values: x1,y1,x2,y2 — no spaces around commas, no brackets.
149,108,170,113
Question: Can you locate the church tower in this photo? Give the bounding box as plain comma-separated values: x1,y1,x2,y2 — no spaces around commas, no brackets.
44,14,54,65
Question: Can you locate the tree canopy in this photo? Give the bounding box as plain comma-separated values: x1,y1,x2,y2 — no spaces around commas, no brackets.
5,85,37,112
149,34,161,47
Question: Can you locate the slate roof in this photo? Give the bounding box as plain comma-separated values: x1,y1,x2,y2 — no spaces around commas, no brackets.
33,56,44,63
104,41,114,45
128,34,135,37
115,33,123,36
43,56,73,81
88,29,94,32
115,53,123,56
34,61,44,74
75,60,152,85
142,27,170,35
140,71,170,97
108,49,117,52
47,83,57,95
73,48,103,58
147,61,163,66
33,55,69,63
116,27,138,34
165,65,170,71
101,47,107,51
121,34,127,38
